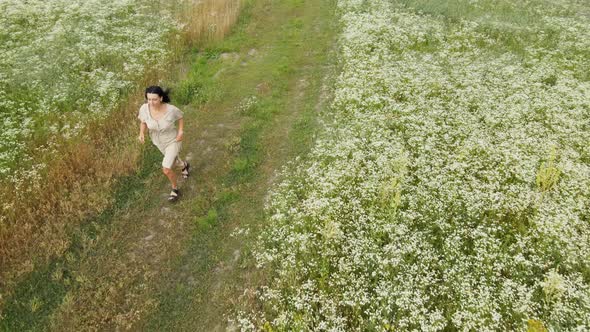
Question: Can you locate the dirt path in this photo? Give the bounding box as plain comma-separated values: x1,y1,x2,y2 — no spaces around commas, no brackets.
0,0,337,330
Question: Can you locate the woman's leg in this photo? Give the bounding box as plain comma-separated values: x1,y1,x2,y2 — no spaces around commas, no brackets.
176,156,190,178
162,167,178,189
162,143,181,189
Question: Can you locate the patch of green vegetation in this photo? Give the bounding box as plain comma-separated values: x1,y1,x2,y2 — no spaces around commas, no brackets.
0,260,68,331
398,0,536,24
0,146,161,331
397,0,565,57
227,123,263,183
195,208,219,230
170,55,214,105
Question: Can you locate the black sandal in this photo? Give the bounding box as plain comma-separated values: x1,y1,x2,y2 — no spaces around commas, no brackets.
168,188,180,202
181,161,190,179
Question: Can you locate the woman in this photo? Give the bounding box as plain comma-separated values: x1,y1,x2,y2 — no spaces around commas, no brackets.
138,86,190,202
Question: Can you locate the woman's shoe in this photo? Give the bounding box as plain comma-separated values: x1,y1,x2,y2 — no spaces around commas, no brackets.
181,161,190,179
168,188,180,202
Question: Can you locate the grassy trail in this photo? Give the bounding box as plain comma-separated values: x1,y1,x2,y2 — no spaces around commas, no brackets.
1,0,337,330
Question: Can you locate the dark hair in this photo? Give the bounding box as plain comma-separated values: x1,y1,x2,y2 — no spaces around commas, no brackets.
145,85,171,103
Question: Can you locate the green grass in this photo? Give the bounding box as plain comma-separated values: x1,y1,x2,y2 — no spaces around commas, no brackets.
170,50,227,106
399,0,538,23
195,208,219,230
398,0,568,56
0,146,161,331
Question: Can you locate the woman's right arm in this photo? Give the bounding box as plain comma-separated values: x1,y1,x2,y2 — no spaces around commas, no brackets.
139,122,147,143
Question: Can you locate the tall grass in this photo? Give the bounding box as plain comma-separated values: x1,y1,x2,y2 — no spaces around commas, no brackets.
177,0,243,42
0,0,241,310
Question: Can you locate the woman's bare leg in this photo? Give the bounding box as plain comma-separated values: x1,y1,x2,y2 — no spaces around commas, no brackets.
162,167,178,189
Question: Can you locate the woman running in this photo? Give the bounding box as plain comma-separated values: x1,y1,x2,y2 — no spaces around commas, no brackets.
138,86,190,202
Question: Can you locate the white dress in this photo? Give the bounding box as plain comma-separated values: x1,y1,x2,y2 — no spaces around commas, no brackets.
138,103,184,168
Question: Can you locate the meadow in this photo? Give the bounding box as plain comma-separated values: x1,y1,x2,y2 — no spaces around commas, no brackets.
0,0,180,176
0,0,240,306
239,0,590,330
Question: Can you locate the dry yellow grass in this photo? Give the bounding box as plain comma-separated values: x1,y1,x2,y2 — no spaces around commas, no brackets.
0,0,241,307
181,0,242,43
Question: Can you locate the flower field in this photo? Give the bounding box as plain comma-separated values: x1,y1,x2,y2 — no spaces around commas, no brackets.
0,0,184,178
241,0,590,330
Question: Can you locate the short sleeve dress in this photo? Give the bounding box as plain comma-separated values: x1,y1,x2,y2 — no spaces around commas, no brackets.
138,103,184,168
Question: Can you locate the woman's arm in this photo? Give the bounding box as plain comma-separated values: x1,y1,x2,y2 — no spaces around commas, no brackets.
176,118,184,142
139,122,147,143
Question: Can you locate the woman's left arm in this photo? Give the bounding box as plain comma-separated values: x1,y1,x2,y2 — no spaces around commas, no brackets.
176,118,184,142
